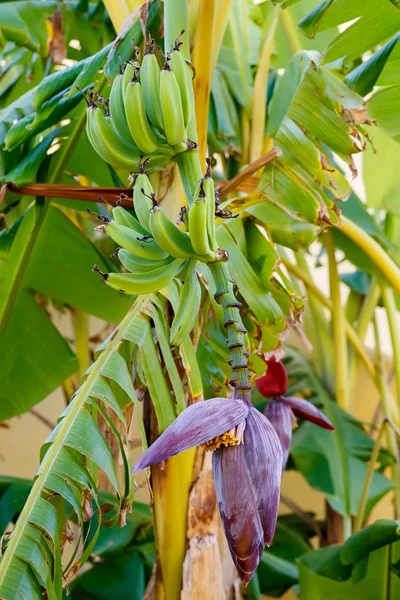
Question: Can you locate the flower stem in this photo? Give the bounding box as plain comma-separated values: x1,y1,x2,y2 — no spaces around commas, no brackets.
325,232,350,412
208,260,251,402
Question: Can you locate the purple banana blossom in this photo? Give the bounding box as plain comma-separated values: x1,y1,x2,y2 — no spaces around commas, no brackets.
259,358,334,470
133,397,283,585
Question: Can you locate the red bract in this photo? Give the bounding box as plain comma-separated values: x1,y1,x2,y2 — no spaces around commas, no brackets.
265,395,334,470
256,356,288,398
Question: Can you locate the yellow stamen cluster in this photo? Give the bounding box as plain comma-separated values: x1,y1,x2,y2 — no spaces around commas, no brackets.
203,430,240,452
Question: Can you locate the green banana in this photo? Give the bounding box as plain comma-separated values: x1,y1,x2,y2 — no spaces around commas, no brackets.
94,259,182,295
169,40,195,128
118,248,173,273
170,259,201,345
203,159,218,252
109,74,136,145
87,106,168,171
104,219,168,260
87,106,142,170
159,62,186,147
149,198,196,259
112,205,149,236
133,171,154,232
124,69,159,154
141,41,164,131
188,178,215,260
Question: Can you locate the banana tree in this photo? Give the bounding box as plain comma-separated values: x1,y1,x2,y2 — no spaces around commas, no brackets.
1,0,400,598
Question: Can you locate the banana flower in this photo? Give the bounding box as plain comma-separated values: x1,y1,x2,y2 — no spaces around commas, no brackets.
133,396,283,584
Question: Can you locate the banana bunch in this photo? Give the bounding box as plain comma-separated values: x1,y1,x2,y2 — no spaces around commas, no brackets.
86,33,196,175
93,167,206,295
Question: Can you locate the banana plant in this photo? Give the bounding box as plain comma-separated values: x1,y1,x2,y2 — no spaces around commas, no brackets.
1,0,400,598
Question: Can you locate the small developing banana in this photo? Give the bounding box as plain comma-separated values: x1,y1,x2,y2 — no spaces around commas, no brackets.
93,258,183,295
203,157,218,252
169,31,195,128
159,57,187,147
170,259,201,345
141,40,164,131
124,66,160,155
148,191,196,259
109,73,134,145
133,163,154,232
187,158,218,261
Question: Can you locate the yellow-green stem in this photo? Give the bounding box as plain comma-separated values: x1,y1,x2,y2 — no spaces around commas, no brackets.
349,278,380,392
372,315,400,517
295,252,334,386
279,8,302,53
325,232,350,412
381,283,400,411
339,217,400,296
354,419,388,532
282,257,378,386
250,8,279,163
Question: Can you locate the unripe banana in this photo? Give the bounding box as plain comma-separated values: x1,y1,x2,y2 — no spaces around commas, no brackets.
94,259,182,295
118,248,173,273
112,205,149,235
149,198,196,259
124,69,159,155
203,159,218,252
104,220,168,260
188,178,215,260
133,171,154,232
87,106,169,171
141,41,164,131
170,259,201,345
87,106,142,170
109,74,136,145
169,45,195,128
159,62,186,146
